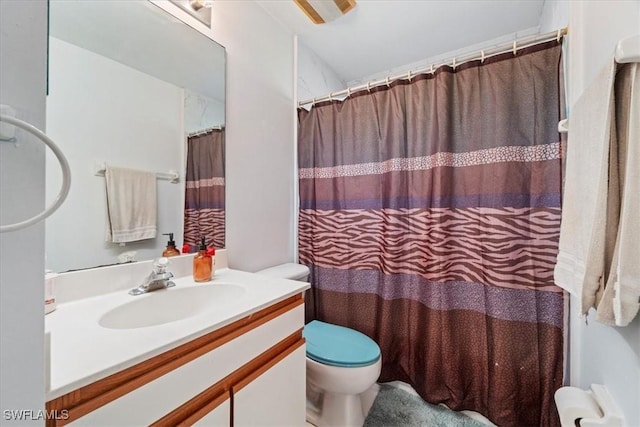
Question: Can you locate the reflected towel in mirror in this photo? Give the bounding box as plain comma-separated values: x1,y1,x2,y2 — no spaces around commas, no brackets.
105,166,157,243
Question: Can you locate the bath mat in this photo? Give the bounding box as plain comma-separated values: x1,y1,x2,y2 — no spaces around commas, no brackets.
364,384,487,427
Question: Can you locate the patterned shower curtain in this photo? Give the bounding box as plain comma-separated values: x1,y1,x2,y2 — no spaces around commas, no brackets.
184,129,225,250
298,41,565,426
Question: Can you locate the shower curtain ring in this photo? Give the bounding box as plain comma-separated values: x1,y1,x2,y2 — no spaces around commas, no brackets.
481,50,485,63
513,40,517,55
407,70,412,81
556,29,562,42
430,64,434,74
386,77,391,87
347,87,352,97
452,57,456,69
367,81,371,92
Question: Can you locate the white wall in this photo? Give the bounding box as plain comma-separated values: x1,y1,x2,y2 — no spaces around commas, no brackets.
347,26,542,88
549,1,640,425
0,0,47,424
297,40,346,103
46,37,184,272
538,0,570,34
207,1,296,272
184,88,225,133
567,1,640,108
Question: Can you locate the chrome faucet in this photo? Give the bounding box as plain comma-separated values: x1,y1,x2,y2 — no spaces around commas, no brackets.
129,257,175,296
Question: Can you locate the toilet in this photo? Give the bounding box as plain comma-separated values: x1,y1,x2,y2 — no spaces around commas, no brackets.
257,263,382,427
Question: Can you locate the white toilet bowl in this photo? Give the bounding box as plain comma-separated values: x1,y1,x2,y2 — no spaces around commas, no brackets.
307,357,381,395
256,264,382,427
303,320,381,427
306,355,381,427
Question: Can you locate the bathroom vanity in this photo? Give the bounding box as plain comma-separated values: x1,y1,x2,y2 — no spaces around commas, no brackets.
44,253,309,426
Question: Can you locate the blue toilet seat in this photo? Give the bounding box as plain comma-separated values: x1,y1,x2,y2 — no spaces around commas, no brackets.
303,320,381,368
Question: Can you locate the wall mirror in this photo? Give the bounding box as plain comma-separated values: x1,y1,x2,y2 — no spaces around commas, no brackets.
45,0,226,273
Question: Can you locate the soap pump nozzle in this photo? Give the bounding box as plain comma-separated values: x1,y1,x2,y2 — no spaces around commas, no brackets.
163,233,176,246
162,232,180,257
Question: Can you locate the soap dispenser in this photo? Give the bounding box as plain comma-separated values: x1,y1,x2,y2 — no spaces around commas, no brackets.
193,237,212,282
162,233,180,257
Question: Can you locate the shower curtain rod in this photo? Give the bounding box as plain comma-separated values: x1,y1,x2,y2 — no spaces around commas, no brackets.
188,125,224,138
298,27,568,108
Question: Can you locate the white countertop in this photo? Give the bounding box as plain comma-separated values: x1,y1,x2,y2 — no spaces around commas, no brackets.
45,268,309,400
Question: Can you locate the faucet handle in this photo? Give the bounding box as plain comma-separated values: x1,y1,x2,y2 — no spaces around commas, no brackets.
153,257,169,274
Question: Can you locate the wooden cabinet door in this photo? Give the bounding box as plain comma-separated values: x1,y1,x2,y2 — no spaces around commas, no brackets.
233,345,306,427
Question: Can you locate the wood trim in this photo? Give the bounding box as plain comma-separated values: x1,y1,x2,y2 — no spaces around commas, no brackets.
154,389,230,427
46,294,303,427
333,0,356,14
293,0,325,24
151,331,304,426
181,392,230,426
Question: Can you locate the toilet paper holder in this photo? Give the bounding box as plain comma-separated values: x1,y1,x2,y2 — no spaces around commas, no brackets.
555,384,624,427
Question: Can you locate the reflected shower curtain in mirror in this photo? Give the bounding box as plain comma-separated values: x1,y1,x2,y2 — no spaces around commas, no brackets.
298,41,565,426
184,129,225,249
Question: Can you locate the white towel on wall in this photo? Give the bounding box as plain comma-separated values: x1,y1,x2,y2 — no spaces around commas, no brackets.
596,62,640,327
554,59,617,315
555,59,640,326
105,166,157,243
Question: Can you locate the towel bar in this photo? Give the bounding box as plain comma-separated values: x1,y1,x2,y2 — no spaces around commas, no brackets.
94,163,180,183
0,112,71,233
615,34,640,64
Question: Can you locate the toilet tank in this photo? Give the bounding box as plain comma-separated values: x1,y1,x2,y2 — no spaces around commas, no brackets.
256,263,309,281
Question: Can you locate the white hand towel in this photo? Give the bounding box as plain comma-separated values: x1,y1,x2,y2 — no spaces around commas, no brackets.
105,166,157,243
555,58,640,327
596,63,640,326
553,60,617,315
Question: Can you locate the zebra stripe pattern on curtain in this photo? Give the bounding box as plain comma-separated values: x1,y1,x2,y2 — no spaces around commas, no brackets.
184,129,225,250
298,41,565,426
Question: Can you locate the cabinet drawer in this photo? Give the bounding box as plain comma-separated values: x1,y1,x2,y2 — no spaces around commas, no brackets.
156,330,305,426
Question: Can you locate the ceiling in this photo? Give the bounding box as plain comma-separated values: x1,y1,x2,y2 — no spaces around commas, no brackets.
257,0,546,83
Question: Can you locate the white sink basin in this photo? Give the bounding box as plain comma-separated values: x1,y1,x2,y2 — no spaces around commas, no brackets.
99,284,246,329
